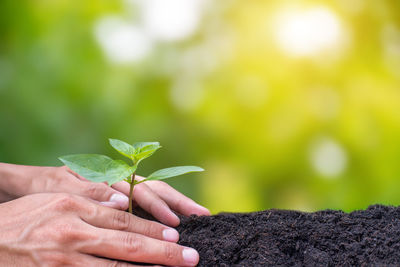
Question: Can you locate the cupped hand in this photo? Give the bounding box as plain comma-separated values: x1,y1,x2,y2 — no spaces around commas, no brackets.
0,193,199,266
0,163,210,227
111,177,211,227
0,163,131,210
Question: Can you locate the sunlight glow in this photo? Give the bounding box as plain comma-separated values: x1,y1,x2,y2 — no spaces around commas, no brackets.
309,137,348,178
139,0,204,42
94,16,152,64
273,7,343,56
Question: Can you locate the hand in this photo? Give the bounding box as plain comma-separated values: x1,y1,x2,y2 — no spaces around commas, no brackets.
0,163,210,227
111,177,210,227
0,163,130,210
0,193,200,266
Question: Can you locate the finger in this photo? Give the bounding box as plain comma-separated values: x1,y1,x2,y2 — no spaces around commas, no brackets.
143,181,211,217
118,177,210,216
37,251,137,267
81,228,199,267
65,166,87,181
82,255,163,267
77,253,141,267
79,180,129,210
79,201,179,242
112,181,180,227
63,167,130,210
98,200,123,210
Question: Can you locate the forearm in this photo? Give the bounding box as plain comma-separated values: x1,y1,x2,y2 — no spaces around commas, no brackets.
0,163,33,202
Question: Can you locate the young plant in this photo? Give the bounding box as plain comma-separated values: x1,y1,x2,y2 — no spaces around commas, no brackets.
59,139,204,213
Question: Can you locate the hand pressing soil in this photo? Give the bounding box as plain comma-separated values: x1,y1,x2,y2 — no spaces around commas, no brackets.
177,205,400,266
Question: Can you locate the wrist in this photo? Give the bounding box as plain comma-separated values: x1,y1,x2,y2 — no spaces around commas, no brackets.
0,163,31,202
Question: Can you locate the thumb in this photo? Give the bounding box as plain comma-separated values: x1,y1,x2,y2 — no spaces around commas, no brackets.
81,182,129,210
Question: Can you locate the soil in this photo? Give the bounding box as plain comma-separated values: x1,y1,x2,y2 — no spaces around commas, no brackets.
176,205,400,266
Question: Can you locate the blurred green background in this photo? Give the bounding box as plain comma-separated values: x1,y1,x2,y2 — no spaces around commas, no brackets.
1,0,400,213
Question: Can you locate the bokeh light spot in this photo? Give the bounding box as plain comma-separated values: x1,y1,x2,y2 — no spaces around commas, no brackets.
310,137,348,178
94,16,152,63
138,0,205,42
273,7,343,56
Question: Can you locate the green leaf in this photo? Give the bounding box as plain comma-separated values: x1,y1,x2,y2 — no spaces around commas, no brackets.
133,142,161,154
59,154,135,185
109,139,161,164
132,142,161,163
145,166,204,181
109,139,135,159
104,159,137,185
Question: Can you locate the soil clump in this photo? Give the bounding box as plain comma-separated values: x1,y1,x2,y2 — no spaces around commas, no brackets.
177,205,400,266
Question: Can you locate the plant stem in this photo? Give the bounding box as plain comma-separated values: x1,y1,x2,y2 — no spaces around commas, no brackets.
128,172,136,214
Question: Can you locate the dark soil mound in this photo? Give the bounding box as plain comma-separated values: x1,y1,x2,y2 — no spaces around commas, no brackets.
177,205,400,266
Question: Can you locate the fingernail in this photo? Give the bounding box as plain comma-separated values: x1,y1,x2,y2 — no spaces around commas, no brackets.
182,248,199,266
162,228,179,242
109,194,129,208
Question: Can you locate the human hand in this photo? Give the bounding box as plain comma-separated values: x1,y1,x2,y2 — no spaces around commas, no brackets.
0,163,210,227
111,177,211,227
0,193,199,266
0,163,130,210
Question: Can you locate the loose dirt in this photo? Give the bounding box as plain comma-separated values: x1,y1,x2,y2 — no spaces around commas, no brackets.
177,205,400,266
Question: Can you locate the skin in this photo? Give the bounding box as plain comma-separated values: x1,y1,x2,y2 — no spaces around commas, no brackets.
0,193,199,266
0,163,211,266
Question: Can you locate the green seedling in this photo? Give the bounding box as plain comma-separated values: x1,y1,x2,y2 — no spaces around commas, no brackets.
59,139,204,213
